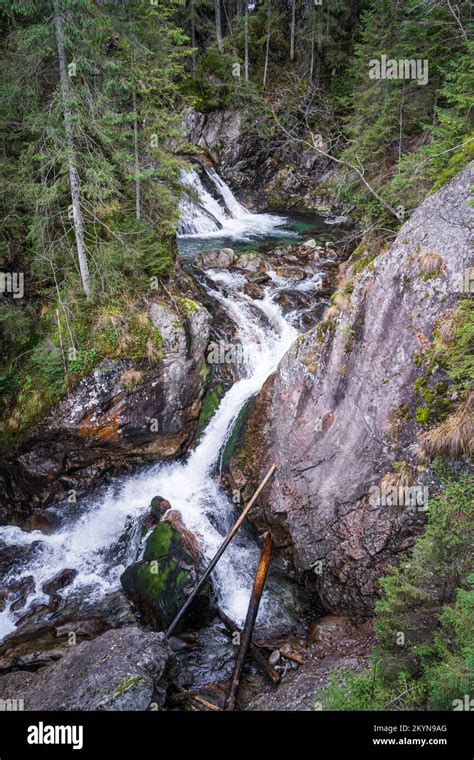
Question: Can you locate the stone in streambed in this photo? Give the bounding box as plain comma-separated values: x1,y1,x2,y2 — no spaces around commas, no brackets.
274,266,306,281
243,282,265,300
195,248,235,269
235,251,265,272
42,568,78,596
120,513,214,632
150,495,171,520
247,271,271,285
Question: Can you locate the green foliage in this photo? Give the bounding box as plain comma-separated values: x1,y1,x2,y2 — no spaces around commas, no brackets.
319,473,474,711
338,0,472,225
443,301,474,397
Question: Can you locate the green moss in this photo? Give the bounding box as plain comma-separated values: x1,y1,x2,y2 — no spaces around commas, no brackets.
0,298,164,440
197,383,224,435
144,522,174,561
222,401,251,467
178,297,200,319
113,676,143,700
416,406,431,425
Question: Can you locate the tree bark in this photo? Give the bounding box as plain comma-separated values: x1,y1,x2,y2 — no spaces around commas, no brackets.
132,87,141,221
53,0,91,298
215,0,224,53
190,0,197,77
244,1,249,81
290,0,296,61
309,0,315,81
263,0,271,88
225,533,273,711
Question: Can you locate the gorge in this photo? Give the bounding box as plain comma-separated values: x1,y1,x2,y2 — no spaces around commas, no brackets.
0,0,472,719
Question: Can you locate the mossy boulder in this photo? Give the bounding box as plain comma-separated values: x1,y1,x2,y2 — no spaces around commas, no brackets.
120,512,214,632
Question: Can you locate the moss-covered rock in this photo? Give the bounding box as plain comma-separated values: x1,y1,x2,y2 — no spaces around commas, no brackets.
120,512,214,632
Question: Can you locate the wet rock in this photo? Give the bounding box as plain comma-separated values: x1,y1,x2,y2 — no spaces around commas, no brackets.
231,165,474,616
8,576,35,613
121,513,214,632
247,271,271,285
0,626,178,710
182,107,345,215
195,248,234,269
23,513,55,533
235,251,265,273
273,290,312,314
243,282,265,300
15,595,63,628
42,569,78,596
150,495,171,520
0,298,211,525
274,267,306,281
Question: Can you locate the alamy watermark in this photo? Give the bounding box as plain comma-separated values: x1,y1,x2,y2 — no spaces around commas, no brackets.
0,272,24,299
207,340,246,366
452,695,474,711
369,483,428,511
369,55,428,86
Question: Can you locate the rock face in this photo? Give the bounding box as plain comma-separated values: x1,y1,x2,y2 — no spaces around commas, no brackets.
195,248,235,269
0,626,177,710
230,166,474,615
121,508,214,632
183,107,343,213
0,298,211,525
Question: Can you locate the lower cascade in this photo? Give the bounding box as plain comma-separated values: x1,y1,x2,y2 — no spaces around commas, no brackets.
0,266,299,641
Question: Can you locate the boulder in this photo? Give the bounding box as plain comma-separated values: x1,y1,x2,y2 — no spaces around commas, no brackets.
247,271,271,285
121,511,213,632
195,248,235,269
150,495,171,520
274,267,306,281
42,569,78,596
243,282,265,300
0,626,177,710
235,251,266,273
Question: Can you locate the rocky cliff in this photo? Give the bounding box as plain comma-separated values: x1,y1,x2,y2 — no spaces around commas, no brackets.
0,295,211,526
183,107,343,215
230,165,473,616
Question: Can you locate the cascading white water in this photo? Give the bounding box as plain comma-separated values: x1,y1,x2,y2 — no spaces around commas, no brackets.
0,272,297,642
178,166,290,241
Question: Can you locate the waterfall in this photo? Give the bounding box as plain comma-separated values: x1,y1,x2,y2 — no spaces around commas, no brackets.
0,272,297,642
178,166,290,241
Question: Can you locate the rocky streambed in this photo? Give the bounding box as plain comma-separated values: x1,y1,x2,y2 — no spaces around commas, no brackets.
0,164,471,712
0,232,368,710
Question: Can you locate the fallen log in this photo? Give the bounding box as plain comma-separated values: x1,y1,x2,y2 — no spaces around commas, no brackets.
165,464,276,638
218,609,280,685
224,532,273,711
171,685,222,712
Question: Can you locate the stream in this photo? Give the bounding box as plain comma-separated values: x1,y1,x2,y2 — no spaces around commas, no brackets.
0,169,341,679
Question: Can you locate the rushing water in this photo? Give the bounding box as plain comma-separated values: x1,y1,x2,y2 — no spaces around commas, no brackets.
0,271,298,642
0,168,336,644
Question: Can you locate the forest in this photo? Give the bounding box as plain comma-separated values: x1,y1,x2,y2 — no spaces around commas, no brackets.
0,0,472,725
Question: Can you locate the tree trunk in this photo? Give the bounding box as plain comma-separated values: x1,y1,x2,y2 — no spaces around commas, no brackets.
263,0,271,88
132,87,141,221
53,0,91,298
290,0,296,61
244,1,249,81
215,0,224,53
190,0,196,77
